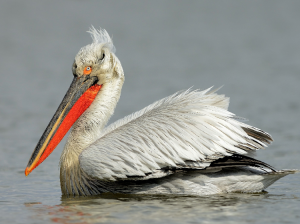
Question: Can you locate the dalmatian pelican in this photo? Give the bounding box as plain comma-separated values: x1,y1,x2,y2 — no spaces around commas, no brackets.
25,27,297,196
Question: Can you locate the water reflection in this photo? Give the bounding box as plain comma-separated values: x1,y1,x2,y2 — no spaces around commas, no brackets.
24,192,272,224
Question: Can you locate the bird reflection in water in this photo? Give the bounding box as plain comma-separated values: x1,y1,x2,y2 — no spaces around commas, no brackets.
24,192,270,224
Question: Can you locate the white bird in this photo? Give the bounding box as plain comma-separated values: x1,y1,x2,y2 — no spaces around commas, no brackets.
25,27,297,196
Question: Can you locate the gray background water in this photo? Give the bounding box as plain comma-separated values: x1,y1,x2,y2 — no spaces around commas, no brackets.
0,1,299,223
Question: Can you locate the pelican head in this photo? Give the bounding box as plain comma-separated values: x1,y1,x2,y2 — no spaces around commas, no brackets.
73,27,123,85
25,27,124,176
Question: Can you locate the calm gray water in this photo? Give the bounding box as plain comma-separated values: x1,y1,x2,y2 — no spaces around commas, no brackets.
1,1,300,223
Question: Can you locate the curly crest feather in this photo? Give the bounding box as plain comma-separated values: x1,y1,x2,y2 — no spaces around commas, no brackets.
87,26,115,53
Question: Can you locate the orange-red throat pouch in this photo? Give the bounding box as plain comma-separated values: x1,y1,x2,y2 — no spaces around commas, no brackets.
25,76,101,176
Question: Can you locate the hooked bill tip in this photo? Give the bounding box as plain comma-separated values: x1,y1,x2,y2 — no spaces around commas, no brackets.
25,167,30,176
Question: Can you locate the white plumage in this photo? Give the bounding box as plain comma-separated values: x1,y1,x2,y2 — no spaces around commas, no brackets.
26,27,297,196
79,88,264,181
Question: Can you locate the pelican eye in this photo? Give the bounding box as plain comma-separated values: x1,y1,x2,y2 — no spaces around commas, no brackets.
83,66,92,75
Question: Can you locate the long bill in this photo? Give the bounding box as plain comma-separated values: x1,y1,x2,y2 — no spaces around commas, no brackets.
25,75,102,176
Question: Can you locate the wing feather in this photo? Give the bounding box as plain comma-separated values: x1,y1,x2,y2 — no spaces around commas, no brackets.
79,88,272,181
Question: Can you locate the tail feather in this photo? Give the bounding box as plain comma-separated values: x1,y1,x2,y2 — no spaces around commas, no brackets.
264,169,299,175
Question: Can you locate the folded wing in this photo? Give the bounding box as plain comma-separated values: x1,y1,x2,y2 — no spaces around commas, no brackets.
79,88,272,181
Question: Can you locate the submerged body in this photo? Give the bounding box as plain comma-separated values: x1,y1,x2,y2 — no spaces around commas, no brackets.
26,27,297,196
